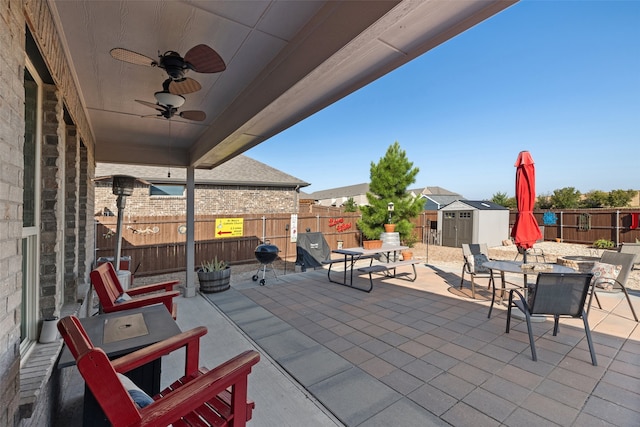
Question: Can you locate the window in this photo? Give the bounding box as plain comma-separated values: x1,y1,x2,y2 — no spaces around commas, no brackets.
21,64,42,351
150,184,185,197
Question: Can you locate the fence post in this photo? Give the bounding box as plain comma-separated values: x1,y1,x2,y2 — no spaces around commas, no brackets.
616,210,620,246
560,211,563,242
261,216,266,241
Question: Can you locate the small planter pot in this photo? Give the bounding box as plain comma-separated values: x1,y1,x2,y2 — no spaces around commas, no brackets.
401,250,413,261
384,224,396,233
197,267,231,293
363,240,383,250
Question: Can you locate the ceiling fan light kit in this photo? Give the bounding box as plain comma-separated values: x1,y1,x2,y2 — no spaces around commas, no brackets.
154,91,185,108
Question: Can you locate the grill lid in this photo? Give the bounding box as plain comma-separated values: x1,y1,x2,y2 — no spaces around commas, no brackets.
255,243,279,264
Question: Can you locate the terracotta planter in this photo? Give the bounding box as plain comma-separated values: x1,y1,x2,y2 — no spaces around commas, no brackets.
197,267,231,293
363,240,383,250
384,224,396,233
401,250,413,261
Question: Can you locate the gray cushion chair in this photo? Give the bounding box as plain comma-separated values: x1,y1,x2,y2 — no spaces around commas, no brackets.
618,243,640,270
506,272,597,365
587,251,638,322
460,243,492,298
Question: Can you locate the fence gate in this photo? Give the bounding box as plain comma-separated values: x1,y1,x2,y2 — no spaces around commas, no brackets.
441,210,473,248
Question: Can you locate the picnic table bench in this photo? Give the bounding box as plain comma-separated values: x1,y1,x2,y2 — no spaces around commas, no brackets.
324,245,417,292
358,259,421,289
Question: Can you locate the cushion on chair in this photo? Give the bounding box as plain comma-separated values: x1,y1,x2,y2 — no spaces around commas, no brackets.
115,292,132,303
117,373,154,408
468,254,490,273
590,262,622,291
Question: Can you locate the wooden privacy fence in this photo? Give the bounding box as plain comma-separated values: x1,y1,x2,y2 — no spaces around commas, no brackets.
510,208,640,246
95,211,438,276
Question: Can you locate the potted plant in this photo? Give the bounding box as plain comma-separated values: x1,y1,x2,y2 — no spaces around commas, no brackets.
384,202,396,233
197,256,231,293
401,231,419,260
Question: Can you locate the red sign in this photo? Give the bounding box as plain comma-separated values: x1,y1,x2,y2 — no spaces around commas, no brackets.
329,217,351,232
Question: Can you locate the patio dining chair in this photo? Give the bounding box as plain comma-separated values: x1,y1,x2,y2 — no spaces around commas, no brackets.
506,272,597,365
460,243,492,298
586,251,638,322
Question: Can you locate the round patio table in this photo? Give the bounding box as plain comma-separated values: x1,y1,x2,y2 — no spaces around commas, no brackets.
484,260,576,319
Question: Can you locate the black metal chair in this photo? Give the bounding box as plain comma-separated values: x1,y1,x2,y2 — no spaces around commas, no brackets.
506,272,597,366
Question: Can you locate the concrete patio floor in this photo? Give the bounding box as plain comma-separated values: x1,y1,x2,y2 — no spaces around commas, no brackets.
58,261,640,426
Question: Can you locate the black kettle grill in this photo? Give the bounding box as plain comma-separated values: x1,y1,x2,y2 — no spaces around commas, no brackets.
252,242,279,285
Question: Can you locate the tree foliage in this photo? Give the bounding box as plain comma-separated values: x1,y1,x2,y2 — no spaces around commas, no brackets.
342,197,358,212
581,190,609,208
357,142,423,241
608,189,636,207
491,192,516,209
549,187,582,209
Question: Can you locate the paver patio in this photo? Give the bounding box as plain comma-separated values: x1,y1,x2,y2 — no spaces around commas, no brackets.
58,261,640,426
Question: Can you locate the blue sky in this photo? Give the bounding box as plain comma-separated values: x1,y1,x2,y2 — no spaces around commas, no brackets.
245,1,639,200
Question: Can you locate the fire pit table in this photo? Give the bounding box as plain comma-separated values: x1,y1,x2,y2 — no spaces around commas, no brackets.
556,255,601,273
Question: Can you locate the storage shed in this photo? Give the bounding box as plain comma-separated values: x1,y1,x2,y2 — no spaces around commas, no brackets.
437,200,510,248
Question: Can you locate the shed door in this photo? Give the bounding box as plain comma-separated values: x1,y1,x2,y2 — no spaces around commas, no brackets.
441,211,473,248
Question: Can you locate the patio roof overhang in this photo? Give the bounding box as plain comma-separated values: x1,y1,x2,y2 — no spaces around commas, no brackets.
48,0,517,170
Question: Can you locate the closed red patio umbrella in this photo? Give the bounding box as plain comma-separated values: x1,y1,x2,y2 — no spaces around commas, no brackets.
511,151,542,262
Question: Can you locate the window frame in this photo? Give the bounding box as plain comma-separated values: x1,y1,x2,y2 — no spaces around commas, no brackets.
21,59,43,356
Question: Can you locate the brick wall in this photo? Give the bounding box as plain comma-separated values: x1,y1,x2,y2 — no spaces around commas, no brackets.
95,183,299,216
0,1,26,425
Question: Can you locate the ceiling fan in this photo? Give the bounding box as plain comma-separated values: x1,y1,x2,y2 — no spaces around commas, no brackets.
110,44,225,95
134,78,206,122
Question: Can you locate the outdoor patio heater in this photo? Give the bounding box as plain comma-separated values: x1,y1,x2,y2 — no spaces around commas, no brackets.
111,175,135,276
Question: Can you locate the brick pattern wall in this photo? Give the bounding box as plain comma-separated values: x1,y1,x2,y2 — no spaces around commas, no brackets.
95,183,299,216
38,84,63,319
78,143,93,291
0,1,25,426
64,127,78,304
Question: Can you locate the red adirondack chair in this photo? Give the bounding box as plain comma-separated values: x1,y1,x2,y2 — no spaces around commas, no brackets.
57,315,260,427
90,261,180,318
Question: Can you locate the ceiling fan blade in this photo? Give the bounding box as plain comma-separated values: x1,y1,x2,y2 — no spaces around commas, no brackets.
135,99,165,112
168,78,202,95
184,44,226,73
180,110,206,121
110,48,156,67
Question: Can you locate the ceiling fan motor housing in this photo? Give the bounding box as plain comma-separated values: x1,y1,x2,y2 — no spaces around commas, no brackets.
160,51,187,79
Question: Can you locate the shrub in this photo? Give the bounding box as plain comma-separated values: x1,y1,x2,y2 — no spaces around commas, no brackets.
593,239,615,249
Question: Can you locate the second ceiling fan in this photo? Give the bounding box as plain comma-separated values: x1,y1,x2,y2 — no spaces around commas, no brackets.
136,79,206,121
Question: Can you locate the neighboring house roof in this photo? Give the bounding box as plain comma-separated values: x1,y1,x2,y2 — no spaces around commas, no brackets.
95,155,310,188
309,183,464,206
307,183,370,200
423,195,462,210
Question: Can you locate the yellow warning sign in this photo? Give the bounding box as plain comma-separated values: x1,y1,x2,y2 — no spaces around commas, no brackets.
215,218,244,238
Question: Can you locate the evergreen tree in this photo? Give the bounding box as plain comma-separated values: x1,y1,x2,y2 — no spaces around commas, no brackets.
342,197,358,212
491,192,516,209
357,142,423,241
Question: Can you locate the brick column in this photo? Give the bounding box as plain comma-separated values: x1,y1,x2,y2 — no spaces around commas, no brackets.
64,126,79,303
39,84,64,318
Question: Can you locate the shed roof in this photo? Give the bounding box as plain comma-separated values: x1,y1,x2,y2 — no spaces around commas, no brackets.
442,200,509,210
